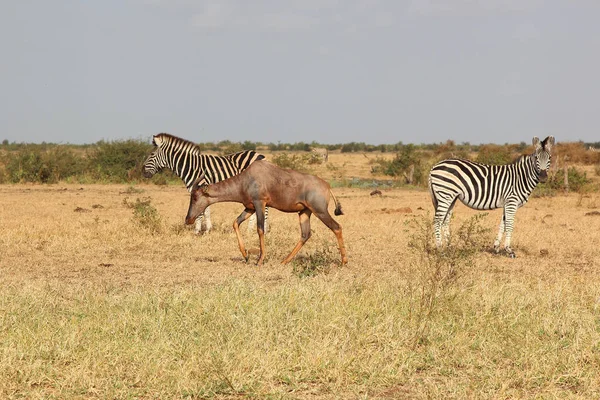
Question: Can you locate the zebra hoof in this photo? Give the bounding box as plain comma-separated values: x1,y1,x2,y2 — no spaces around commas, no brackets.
506,249,516,259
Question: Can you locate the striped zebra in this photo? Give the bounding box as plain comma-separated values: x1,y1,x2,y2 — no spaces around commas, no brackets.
143,133,269,234
311,147,329,162
428,136,555,257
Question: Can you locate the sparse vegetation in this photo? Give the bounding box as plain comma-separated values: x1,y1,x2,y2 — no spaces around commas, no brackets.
270,152,321,172
370,144,426,185
405,214,489,347
123,196,162,234
1,139,599,185
535,166,595,196
291,243,338,278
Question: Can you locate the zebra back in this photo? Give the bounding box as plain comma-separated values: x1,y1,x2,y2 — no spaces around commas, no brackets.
143,133,265,191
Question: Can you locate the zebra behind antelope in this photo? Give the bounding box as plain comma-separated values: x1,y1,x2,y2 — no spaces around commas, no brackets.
428,136,555,258
142,133,269,234
311,147,329,162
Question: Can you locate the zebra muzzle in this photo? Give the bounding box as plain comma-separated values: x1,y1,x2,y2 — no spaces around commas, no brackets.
539,170,548,183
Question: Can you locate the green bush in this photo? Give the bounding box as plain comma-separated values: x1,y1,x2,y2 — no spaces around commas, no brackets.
370,144,425,185
271,153,318,172
88,140,152,182
475,144,514,165
3,145,85,183
534,167,593,196
549,167,592,193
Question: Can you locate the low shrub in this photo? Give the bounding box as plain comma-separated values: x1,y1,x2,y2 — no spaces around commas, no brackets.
3,145,85,183
370,144,425,185
271,153,319,172
88,139,152,182
475,144,515,165
123,197,162,234
405,213,489,347
291,244,337,278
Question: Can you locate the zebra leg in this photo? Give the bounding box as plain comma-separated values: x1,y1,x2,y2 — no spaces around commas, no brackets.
203,206,212,233
247,213,257,231
502,205,518,258
194,207,212,235
194,214,203,235
493,212,506,253
433,193,457,247
433,209,446,248
441,204,456,243
263,207,269,234
247,207,269,234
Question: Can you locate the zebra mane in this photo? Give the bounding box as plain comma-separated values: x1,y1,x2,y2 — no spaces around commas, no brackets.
510,154,529,165
154,133,202,155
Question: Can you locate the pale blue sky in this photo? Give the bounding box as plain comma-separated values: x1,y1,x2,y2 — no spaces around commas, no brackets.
1,0,599,145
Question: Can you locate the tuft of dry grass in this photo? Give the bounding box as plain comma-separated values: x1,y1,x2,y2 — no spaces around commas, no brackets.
1,156,600,398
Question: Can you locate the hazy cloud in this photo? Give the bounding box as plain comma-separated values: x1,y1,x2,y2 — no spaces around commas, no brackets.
407,0,544,17
189,0,396,32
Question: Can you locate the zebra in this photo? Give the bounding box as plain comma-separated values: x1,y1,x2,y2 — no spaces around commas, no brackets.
311,147,329,162
428,136,555,258
142,133,269,234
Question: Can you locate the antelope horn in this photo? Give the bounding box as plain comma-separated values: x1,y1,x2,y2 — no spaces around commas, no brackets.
191,172,207,192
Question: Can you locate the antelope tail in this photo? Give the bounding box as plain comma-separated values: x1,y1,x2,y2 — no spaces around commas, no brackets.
330,189,344,216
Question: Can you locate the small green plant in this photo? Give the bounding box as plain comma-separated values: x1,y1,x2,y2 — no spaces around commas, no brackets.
405,213,489,347
121,186,144,195
123,197,162,234
291,244,337,278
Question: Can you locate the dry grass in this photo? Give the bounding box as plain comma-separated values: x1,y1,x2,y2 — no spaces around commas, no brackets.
1,154,600,399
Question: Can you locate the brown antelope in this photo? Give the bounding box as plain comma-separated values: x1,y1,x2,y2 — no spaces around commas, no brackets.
185,160,348,266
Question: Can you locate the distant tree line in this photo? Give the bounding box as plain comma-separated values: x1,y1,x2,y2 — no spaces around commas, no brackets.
0,138,598,189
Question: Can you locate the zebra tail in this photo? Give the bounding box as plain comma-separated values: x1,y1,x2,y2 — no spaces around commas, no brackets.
428,175,438,210
330,189,344,216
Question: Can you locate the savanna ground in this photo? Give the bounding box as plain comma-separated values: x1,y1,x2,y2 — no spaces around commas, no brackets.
1,151,600,399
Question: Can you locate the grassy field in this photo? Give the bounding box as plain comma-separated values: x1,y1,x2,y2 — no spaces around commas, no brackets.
1,153,600,399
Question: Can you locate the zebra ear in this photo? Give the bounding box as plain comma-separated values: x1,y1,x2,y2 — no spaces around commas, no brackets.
532,137,540,148
152,135,162,147
545,136,555,150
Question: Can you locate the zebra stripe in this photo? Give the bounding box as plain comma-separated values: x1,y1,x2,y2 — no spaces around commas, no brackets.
428,136,555,257
143,133,269,234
